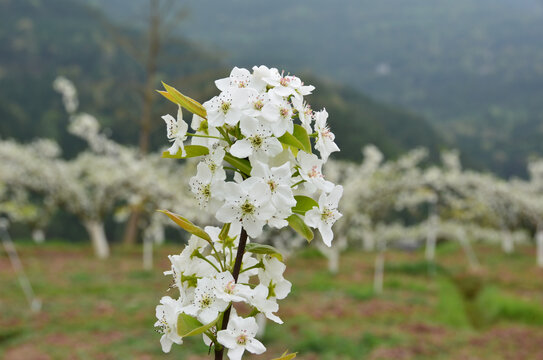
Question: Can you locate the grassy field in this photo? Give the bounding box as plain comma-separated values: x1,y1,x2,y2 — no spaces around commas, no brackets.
1,240,543,360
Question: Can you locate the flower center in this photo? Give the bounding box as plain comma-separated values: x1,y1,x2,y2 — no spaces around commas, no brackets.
236,333,248,345
240,200,255,215
250,135,263,149
201,184,211,199
200,295,212,308
279,107,289,118
225,281,236,294
279,77,290,87
221,101,231,114
253,100,264,110
320,127,333,139
268,180,277,193
308,165,322,178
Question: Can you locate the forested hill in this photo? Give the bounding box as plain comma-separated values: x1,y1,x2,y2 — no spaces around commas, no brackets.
85,0,543,176
0,0,446,163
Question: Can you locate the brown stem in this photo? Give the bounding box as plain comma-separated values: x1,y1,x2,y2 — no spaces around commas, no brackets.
214,227,248,360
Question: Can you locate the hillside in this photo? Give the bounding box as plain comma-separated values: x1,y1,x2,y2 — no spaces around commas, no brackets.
0,0,446,162
85,0,543,175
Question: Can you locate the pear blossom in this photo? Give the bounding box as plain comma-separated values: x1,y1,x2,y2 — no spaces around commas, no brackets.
217,315,266,360
296,151,334,194
162,106,189,156
216,179,275,237
183,277,229,324
305,185,343,246
215,67,253,91
251,160,296,211
313,109,340,161
190,114,222,147
189,162,225,210
203,90,245,127
257,255,292,300
213,271,252,303
154,296,183,353
229,117,282,160
260,94,294,137
248,284,283,323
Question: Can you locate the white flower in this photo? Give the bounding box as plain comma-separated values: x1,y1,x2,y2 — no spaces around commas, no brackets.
203,90,246,127
313,109,339,161
189,162,225,210
154,296,183,353
251,160,295,214
251,65,279,91
203,146,227,181
217,315,266,360
165,236,216,289
184,277,229,324
162,106,189,156
230,116,283,160
213,271,252,303
215,178,275,237
292,97,314,133
241,89,270,118
248,284,282,324
261,94,294,137
258,255,292,300
296,151,334,194
190,114,221,147
305,185,343,246
215,67,253,91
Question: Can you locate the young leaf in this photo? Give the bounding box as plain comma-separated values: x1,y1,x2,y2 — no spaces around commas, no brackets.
272,351,297,360
224,152,252,176
245,243,283,261
177,313,218,337
292,195,319,215
160,82,207,119
287,214,314,242
278,131,305,151
162,145,209,159
292,124,311,153
158,210,211,242
218,223,231,241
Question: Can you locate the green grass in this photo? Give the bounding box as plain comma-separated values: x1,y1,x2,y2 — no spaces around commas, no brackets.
1,242,542,359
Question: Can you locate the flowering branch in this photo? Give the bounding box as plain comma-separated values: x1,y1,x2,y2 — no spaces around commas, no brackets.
154,66,343,359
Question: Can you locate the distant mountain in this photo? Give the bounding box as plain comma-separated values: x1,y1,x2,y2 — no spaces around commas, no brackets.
0,0,446,163
84,0,543,175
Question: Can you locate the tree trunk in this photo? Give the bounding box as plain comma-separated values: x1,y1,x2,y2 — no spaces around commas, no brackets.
373,239,386,294
456,229,478,269
122,0,161,246
122,210,141,246
143,234,153,270
83,220,110,259
32,229,45,244
425,214,438,262
363,230,375,252
501,229,514,254
536,229,543,268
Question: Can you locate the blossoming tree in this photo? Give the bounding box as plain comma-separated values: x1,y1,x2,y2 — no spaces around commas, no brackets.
153,66,342,359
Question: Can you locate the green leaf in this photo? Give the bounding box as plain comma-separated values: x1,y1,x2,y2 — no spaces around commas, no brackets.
292,195,318,215
162,145,209,159
287,214,314,242
158,210,211,242
218,223,231,241
245,243,283,261
177,313,218,337
160,82,207,118
224,152,252,176
292,124,311,153
278,131,305,151
272,351,297,360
